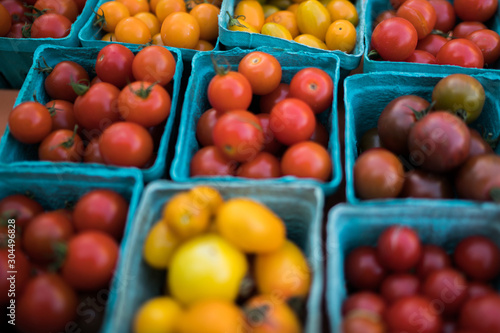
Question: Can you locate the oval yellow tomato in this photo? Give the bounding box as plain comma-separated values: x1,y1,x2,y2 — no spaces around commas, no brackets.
143,220,179,269
261,22,293,40
133,297,182,333
265,10,299,38
189,3,220,42
161,12,200,49
155,0,187,24
325,19,356,53
294,33,328,49
234,0,265,31
296,0,331,41
115,17,152,44
96,2,130,33
326,0,359,26
134,12,160,36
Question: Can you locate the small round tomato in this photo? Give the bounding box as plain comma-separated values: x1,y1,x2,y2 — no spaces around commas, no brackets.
454,0,498,22
236,152,281,179
43,60,89,102
207,71,252,113
115,17,152,44
190,146,238,176
454,235,500,282
152,32,164,45
161,12,199,49
45,100,76,131
460,294,500,332
256,113,283,154
238,51,282,96
436,39,484,68
345,246,387,291
325,19,357,53
99,121,154,168
30,13,72,38
190,3,220,42
397,0,436,39
96,1,130,33
294,33,328,49
260,83,290,113
377,225,422,272
132,45,176,86
34,0,78,22
61,231,119,291
404,50,437,64
385,296,442,333
267,10,299,37
416,34,448,57
155,0,186,24
371,17,418,61
326,0,358,26
73,189,128,240
194,40,214,51
466,29,500,65
342,292,387,317
8,101,52,144
96,43,135,89
281,141,331,181
353,148,404,199
6,22,24,38
422,268,468,316
455,154,500,201
116,0,149,15
468,128,494,158
373,9,396,27
380,273,420,304
416,244,452,280
358,128,383,152
289,67,333,114
38,129,84,162
234,0,265,31
296,0,331,41
196,108,221,147
0,4,12,36
213,110,264,162
467,281,496,300
399,169,454,199
453,21,488,38
428,0,455,33
270,98,316,145
134,12,160,36
2,0,27,24
83,137,105,163
0,194,43,228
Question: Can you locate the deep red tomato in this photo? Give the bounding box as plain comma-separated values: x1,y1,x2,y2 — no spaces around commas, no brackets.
259,83,290,114
190,146,238,177
132,45,176,86
118,81,171,127
83,137,105,163
468,128,494,158
61,231,118,291
416,34,448,57
196,108,221,147
0,194,43,228
212,110,264,162
30,13,72,38
377,95,429,155
236,152,281,179
358,128,383,153
96,44,135,89
0,249,30,305
34,0,79,22
207,71,252,113
289,68,333,114
397,0,436,39
428,0,455,33
373,9,397,27
22,211,74,263
416,244,452,280
454,235,500,282
38,128,83,162
6,22,23,38
377,225,422,272
459,294,500,332
454,0,498,22
453,21,488,38
256,113,283,154
310,121,329,148
436,39,484,68
17,274,78,333
422,268,468,316
238,51,282,95
73,0,86,12
269,98,316,146
466,29,500,65
281,141,331,181
455,154,500,201
371,17,418,61
353,148,404,199
45,99,76,131
408,111,471,172
342,292,387,317
466,281,496,300
2,0,28,23
385,296,442,333
380,273,420,304
344,246,387,291
399,169,454,199
8,101,52,144
73,189,128,240
404,50,437,64
342,311,385,333
43,60,89,102
99,121,153,168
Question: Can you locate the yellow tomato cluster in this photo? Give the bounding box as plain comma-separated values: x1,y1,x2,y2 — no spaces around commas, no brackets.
135,186,312,333
96,0,220,50
228,0,358,53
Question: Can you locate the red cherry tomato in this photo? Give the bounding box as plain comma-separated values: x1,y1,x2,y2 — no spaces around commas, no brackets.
281,141,331,181
270,98,316,146
38,129,84,162
0,194,43,228
436,39,484,68
259,83,290,114
454,0,498,22
6,22,24,38
30,13,72,38
256,113,283,154
83,137,105,164
289,68,333,114
371,17,418,61
466,29,500,65
428,0,455,33
96,44,135,89
238,51,282,95
342,292,387,317
422,268,468,316
132,45,176,86
459,294,500,332
377,225,422,272
466,281,496,300
453,21,488,38
385,296,442,333
236,152,281,179
404,50,436,64
190,146,238,176
454,235,500,282
344,246,387,291
45,100,77,131
0,249,30,305
416,244,452,280
44,61,89,102
196,108,221,147
8,101,52,144
2,0,28,23
380,273,420,304
416,34,448,57
373,10,397,27
207,71,252,113
34,0,79,22
396,0,436,39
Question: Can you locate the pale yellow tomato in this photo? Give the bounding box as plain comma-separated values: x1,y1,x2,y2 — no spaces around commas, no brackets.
261,22,293,40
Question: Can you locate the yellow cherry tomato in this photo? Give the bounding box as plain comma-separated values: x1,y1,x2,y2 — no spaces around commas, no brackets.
287,3,299,15
101,32,117,42
265,10,299,38
325,19,356,53
294,33,328,49
96,2,130,33
152,33,164,45
115,17,152,44
268,0,293,9
116,0,149,15
155,0,187,24
143,220,180,269
168,234,248,306
234,0,265,31
263,4,280,18
326,0,359,26
261,22,293,40
296,0,331,41
161,12,200,49
189,186,224,216
133,297,182,333
134,12,161,36
189,3,220,42
194,40,215,51
227,14,259,33
149,0,162,13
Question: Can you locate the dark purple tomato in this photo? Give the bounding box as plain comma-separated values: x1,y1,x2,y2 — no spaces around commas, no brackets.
377,225,422,272
358,128,383,153
421,268,468,316
345,246,387,291
454,235,500,282
380,273,420,304
341,291,387,317
455,154,500,201
399,169,454,199
404,50,437,64
459,294,500,332
466,281,496,300
385,296,442,333
468,129,494,158
416,244,452,280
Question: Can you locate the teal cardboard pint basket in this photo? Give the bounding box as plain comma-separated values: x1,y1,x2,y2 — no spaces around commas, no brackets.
100,181,325,333
170,47,342,195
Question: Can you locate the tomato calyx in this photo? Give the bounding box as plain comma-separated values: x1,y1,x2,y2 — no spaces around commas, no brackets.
210,53,232,76
24,5,48,20
34,57,53,74
47,241,68,272
69,80,90,96
57,125,79,150
129,81,157,100
226,11,248,29
431,29,454,39
407,101,433,120
21,23,32,38
244,304,271,325
368,49,382,60
46,101,60,118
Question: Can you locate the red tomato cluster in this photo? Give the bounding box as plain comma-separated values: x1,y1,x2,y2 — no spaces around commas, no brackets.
8,44,176,168
191,51,333,182
371,0,500,67
0,189,128,333
0,0,87,38
342,225,500,333
354,74,500,201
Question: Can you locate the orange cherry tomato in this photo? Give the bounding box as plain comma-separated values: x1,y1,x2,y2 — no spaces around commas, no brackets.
238,51,282,95
0,4,12,37
134,12,161,36
194,40,215,51
155,0,187,24
116,0,149,15
96,2,130,33
265,10,299,38
115,17,152,44
152,33,164,45
161,12,200,49
101,32,117,42
234,0,265,31
190,3,220,42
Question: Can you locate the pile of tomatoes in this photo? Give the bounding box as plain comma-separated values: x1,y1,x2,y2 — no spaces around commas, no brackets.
228,0,358,52
191,51,333,181
136,186,311,333
0,0,87,38
7,44,176,168
0,189,129,333
95,0,220,50
371,0,500,67
354,73,500,202
341,225,500,332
